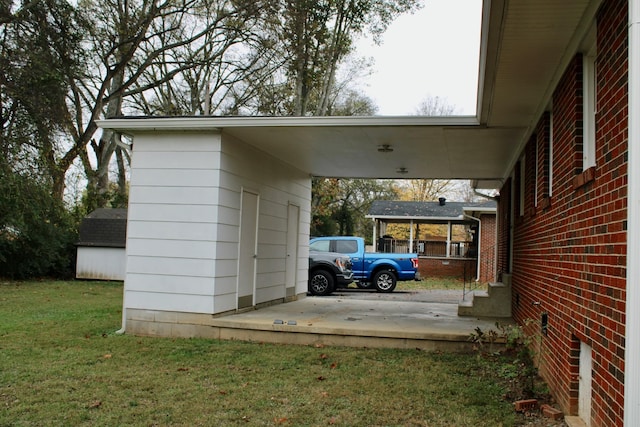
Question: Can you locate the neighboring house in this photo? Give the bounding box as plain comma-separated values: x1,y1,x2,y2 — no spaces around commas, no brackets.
76,208,127,281
98,1,640,425
366,199,497,283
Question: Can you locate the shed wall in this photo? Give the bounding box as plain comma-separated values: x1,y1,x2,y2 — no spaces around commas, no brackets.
76,247,126,281
124,130,311,324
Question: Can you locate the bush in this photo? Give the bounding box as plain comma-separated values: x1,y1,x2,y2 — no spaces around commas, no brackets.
0,169,78,279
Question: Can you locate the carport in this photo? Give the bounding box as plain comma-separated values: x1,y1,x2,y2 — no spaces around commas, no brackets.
98,1,640,423
98,0,590,340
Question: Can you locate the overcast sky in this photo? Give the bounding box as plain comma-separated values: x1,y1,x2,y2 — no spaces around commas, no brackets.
354,0,482,116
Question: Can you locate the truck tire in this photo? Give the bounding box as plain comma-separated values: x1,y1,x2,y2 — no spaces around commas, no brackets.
308,269,334,296
373,270,397,292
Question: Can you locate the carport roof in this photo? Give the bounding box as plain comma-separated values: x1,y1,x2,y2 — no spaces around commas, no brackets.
98,0,599,190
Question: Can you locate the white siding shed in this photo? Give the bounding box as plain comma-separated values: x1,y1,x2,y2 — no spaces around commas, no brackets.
114,128,310,337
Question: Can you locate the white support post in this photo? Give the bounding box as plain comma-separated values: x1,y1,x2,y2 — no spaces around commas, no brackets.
409,219,414,254
626,1,640,424
372,219,378,252
446,221,452,257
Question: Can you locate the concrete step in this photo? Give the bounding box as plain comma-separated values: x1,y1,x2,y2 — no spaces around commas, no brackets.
458,282,512,318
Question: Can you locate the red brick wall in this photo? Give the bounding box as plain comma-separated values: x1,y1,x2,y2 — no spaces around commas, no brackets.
505,1,628,425
479,214,497,283
497,177,511,280
418,257,475,280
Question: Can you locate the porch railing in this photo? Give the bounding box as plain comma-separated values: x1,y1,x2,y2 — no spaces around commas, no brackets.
377,238,473,258
463,246,496,300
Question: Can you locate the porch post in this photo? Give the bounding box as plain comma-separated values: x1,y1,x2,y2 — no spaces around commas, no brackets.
446,221,452,257
625,0,640,423
409,219,414,254
372,219,378,252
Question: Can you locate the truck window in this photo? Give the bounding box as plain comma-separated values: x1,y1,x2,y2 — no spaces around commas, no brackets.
335,240,358,254
310,240,330,252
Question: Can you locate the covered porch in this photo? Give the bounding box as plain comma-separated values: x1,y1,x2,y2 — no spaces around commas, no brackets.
366,199,496,283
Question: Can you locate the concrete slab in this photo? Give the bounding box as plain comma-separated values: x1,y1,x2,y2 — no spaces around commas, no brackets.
209,294,513,351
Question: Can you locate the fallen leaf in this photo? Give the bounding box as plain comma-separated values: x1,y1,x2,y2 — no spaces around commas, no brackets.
317,376,325,381
274,417,288,424
87,400,102,409
177,367,189,372
330,362,337,369
320,353,328,359
103,354,112,359
320,391,329,398
219,390,227,395
314,343,325,348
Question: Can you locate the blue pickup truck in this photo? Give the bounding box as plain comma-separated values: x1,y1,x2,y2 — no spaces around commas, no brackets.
309,236,419,293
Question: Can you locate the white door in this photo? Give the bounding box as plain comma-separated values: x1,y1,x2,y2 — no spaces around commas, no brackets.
285,204,299,297
579,341,593,426
237,190,258,309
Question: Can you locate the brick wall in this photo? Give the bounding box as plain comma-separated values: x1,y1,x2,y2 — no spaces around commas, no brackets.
505,1,628,425
478,213,497,283
497,177,511,280
418,257,475,280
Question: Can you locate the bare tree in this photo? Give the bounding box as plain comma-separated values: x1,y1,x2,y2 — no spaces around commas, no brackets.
415,95,460,116
280,0,421,116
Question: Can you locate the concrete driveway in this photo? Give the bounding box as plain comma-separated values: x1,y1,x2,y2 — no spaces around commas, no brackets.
208,288,511,351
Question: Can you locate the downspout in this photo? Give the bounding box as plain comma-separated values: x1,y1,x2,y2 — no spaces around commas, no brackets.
464,214,481,282
625,0,640,423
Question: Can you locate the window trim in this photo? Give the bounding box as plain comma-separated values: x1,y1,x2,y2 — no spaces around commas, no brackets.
582,26,597,171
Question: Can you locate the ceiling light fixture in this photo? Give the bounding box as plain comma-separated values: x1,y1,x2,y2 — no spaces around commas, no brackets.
396,167,408,174
377,144,393,153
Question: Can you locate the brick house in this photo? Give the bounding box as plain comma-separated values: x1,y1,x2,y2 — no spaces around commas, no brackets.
366,199,497,283
98,0,640,424
494,1,632,425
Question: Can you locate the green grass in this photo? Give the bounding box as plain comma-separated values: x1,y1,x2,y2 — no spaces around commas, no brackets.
398,276,467,291
0,280,523,426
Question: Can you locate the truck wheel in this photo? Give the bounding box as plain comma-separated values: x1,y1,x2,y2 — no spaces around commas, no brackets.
308,270,334,296
373,270,397,292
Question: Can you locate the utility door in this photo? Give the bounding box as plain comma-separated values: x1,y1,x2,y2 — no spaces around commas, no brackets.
285,204,299,298
579,341,593,426
237,190,259,309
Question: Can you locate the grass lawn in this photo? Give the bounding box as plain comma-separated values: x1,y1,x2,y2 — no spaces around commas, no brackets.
398,276,467,291
1,280,529,426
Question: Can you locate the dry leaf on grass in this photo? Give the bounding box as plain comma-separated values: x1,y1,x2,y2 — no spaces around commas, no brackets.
87,400,102,409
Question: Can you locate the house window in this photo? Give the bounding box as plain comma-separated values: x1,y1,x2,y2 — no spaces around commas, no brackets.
549,111,554,197
534,135,539,207
519,154,525,216
582,27,597,170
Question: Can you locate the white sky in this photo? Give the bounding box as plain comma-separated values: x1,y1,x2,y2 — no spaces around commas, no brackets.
354,0,482,116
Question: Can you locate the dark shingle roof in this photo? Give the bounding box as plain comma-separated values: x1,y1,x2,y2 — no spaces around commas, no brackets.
368,200,496,219
77,208,127,248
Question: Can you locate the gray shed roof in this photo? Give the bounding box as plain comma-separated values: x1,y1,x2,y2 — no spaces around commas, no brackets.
367,200,496,221
77,208,127,248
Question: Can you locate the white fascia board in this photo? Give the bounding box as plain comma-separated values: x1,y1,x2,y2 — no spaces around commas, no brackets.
462,207,497,214
96,115,480,132
365,215,465,221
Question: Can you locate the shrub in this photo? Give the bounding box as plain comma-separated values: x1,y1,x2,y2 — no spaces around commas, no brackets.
0,169,78,279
